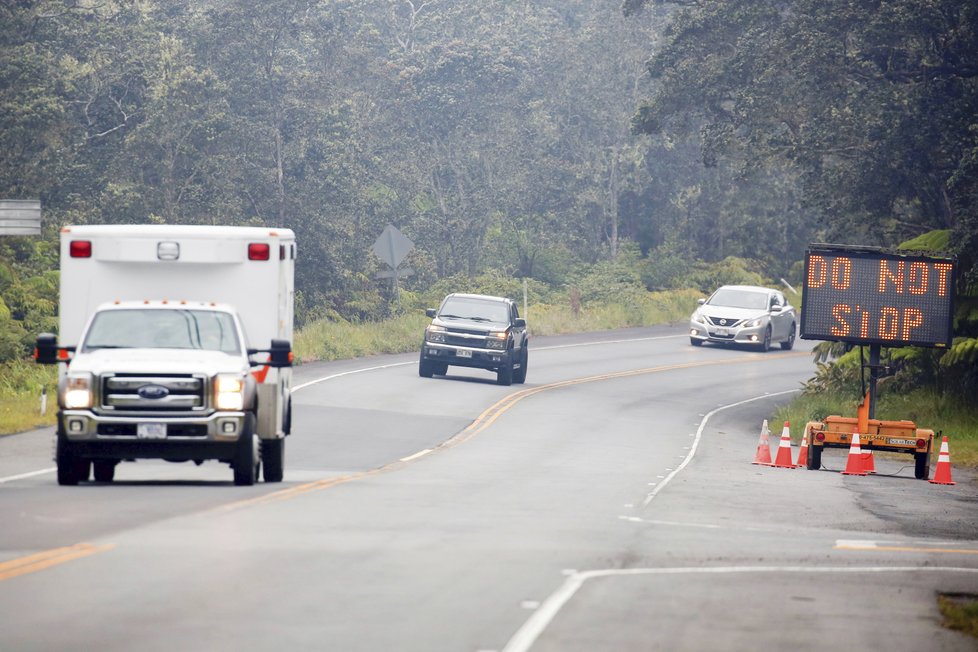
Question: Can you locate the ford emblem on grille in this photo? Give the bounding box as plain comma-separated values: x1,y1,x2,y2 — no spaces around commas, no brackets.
138,385,170,399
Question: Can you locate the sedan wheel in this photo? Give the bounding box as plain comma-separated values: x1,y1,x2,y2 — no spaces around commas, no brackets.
780,324,796,350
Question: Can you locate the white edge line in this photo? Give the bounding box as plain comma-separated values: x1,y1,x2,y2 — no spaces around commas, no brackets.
399,449,432,463
503,388,803,652
0,333,684,485
291,334,686,392
0,467,56,484
642,388,800,507
501,566,978,652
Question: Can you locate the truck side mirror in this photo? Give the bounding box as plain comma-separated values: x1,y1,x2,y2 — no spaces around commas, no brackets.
268,339,293,368
514,318,526,328
34,333,59,365
425,308,437,318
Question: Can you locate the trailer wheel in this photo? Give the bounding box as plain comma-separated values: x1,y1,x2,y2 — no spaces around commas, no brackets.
807,445,822,470
261,438,285,483
914,450,931,480
233,414,259,486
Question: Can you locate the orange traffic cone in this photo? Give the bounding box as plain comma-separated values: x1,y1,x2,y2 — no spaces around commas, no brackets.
841,432,868,476
861,448,876,474
752,420,773,466
796,428,809,468
929,436,956,485
773,421,797,468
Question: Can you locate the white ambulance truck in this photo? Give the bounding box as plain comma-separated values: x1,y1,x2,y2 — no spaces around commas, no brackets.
35,225,295,486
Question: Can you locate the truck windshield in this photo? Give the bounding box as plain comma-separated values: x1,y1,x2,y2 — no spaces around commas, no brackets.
439,297,511,324
81,309,241,354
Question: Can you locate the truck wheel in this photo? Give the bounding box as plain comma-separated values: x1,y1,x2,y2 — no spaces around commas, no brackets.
496,362,513,386
433,363,448,376
233,415,259,486
914,450,931,480
261,438,285,483
93,460,116,483
807,445,822,470
418,353,435,378
56,436,85,486
513,347,528,384
283,397,292,436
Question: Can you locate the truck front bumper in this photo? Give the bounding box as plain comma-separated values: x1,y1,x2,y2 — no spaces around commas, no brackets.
421,343,513,371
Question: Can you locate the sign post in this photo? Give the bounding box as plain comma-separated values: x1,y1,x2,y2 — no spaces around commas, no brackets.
801,244,957,417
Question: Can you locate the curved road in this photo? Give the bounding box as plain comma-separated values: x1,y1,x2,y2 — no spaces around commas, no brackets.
1,325,976,651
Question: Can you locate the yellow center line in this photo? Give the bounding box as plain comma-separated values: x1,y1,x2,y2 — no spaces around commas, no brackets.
836,544,978,555
4,349,808,580
216,350,808,512
0,543,116,582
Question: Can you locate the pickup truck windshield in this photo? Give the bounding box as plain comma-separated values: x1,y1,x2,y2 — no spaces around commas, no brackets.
440,297,511,324
81,309,241,354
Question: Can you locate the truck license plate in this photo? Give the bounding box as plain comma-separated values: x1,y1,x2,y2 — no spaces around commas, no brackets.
137,423,167,439
456,349,472,358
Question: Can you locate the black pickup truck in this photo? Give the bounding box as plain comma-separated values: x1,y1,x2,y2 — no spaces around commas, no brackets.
419,293,528,386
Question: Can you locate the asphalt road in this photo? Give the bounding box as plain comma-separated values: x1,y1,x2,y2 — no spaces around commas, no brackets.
1,325,976,651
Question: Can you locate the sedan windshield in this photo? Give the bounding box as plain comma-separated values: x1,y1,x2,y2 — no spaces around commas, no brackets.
439,298,510,324
707,288,769,310
82,309,240,354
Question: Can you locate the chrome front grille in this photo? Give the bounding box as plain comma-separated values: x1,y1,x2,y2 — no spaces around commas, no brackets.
444,330,489,348
100,374,207,411
707,316,744,327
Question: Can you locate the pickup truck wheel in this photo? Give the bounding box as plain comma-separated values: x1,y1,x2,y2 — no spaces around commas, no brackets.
418,353,435,378
914,450,931,480
513,347,528,384
233,415,259,486
261,438,285,483
807,445,822,470
433,363,448,376
93,460,116,483
496,361,513,386
56,436,86,486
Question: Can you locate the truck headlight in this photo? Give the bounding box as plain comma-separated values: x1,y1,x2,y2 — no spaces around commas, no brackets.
63,373,94,409
426,325,447,343
485,331,508,350
215,374,245,411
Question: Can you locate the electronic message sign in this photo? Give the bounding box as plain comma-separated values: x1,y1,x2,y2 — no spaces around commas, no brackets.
801,245,956,348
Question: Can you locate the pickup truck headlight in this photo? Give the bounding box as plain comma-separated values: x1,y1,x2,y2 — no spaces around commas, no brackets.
215,374,245,411
425,325,447,343
63,373,94,409
485,330,509,350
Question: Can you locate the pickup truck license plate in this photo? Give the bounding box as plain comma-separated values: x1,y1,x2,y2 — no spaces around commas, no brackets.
456,349,472,358
887,438,917,446
137,423,167,439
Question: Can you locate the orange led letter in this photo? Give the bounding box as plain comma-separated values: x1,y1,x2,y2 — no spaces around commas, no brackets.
879,260,904,294
880,307,899,340
902,309,924,340
808,255,827,288
831,304,851,337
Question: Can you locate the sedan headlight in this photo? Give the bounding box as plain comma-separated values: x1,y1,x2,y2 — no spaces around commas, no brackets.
691,312,706,325
426,325,447,343
214,374,245,411
485,330,509,350
746,317,766,328
63,373,94,409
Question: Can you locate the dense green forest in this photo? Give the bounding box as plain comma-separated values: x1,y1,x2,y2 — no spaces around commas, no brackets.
1,1,976,401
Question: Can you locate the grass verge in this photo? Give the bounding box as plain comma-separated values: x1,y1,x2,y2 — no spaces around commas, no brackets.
938,594,978,639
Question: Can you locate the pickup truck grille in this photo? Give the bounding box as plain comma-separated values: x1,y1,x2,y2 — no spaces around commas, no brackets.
100,374,207,411
443,330,490,348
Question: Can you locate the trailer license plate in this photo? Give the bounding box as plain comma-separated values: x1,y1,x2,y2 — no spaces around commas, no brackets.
137,423,167,439
456,349,472,358
887,438,916,446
